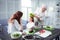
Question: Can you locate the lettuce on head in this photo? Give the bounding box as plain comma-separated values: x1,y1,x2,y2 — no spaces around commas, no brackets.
30,13,35,17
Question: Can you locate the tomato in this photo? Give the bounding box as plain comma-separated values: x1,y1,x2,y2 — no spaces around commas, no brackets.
39,30,45,34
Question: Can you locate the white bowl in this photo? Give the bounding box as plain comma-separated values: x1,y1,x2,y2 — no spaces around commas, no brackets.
10,32,22,39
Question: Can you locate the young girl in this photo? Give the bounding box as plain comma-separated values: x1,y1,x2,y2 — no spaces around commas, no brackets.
26,17,35,32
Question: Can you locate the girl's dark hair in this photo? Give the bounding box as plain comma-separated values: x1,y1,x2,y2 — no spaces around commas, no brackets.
13,11,23,24
30,17,34,22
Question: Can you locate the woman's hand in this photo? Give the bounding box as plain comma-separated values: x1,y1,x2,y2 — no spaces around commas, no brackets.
20,30,23,32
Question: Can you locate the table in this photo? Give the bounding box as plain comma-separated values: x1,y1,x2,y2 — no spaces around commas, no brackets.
41,29,60,40
12,28,60,40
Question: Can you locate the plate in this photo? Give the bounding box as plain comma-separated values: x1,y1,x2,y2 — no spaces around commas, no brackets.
35,30,52,38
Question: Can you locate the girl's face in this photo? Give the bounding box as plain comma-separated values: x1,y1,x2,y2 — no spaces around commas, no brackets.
29,17,32,22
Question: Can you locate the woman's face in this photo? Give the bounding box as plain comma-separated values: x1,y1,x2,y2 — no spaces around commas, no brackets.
42,7,47,12
10,14,16,19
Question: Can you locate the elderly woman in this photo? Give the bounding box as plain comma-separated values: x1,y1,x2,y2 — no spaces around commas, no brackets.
8,11,23,34
34,5,48,28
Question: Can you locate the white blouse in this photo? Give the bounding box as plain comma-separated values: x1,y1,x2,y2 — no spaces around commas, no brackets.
26,22,35,29
7,20,22,34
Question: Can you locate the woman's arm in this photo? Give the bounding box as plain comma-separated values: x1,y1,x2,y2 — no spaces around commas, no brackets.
8,19,14,34
19,19,23,32
34,14,42,22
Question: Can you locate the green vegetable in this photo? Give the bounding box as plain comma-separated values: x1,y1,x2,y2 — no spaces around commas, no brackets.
44,26,54,31
34,27,40,31
13,33,20,37
11,32,22,39
30,13,35,17
26,30,35,35
29,30,34,33
46,26,50,28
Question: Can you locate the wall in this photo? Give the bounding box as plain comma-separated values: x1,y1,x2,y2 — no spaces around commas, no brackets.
0,0,21,20
7,0,21,18
0,0,7,19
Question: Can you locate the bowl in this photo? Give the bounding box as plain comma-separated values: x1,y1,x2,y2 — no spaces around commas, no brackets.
43,26,54,31
24,29,35,35
10,32,22,39
24,35,34,40
34,27,40,31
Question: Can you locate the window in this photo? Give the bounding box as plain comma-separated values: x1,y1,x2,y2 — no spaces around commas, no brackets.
21,0,32,20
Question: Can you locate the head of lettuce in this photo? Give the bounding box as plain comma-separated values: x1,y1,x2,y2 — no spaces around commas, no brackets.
30,13,35,17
